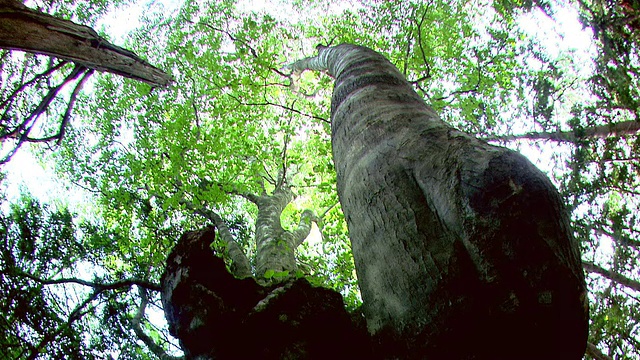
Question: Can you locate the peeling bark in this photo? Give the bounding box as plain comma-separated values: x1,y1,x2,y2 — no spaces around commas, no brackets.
0,0,171,87
291,44,588,359
161,228,371,359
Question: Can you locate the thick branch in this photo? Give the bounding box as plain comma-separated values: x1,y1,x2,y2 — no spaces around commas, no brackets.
181,200,253,278
287,45,334,75
0,0,172,86
593,226,640,249
11,269,161,292
198,179,260,204
583,261,640,292
292,209,318,247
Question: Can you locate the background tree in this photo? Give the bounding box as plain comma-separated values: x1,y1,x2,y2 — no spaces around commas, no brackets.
0,0,638,358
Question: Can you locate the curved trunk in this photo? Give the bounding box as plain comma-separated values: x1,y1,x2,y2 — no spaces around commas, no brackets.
254,186,297,277
292,44,588,359
181,200,253,278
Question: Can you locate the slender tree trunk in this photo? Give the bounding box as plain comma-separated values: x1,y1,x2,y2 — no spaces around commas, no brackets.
254,185,298,277
0,0,171,87
180,200,253,278
291,44,588,359
583,261,640,292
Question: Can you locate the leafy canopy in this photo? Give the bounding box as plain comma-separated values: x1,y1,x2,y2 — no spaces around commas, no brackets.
1,0,639,358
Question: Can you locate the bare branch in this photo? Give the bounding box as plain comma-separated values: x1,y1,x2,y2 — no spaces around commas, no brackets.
11,269,162,292
1,64,88,164
0,59,67,111
583,261,640,292
26,68,94,144
193,20,258,58
483,120,640,143
409,5,431,84
226,93,329,123
0,0,172,86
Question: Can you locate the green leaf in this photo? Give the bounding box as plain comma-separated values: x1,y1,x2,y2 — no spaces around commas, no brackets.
263,269,275,279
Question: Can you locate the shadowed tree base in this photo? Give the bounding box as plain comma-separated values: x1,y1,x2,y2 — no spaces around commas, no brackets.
162,227,586,359
161,228,372,359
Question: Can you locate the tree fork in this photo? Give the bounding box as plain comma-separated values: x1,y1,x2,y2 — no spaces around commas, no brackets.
161,227,372,359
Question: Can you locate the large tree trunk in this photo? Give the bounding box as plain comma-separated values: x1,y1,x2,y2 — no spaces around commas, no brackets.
291,44,588,359
0,0,171,87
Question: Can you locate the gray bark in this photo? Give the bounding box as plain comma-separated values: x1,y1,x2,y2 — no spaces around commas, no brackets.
291,44,588,359
0,0,171,87
180,200,253,278
251,186,315,280
181,183,316,282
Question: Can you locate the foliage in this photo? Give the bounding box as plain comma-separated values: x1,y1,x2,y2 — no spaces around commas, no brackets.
0,194,177,359
1,0,639,358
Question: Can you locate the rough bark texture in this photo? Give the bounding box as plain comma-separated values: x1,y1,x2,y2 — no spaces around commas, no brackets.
161,228,371,359
291,44,588,359
0,0,171,87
